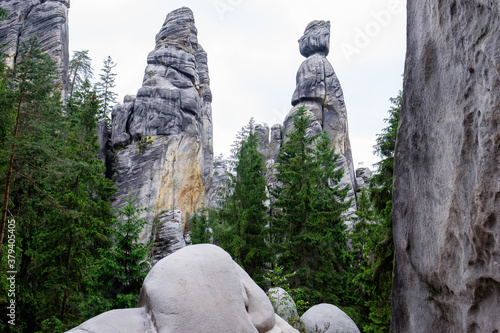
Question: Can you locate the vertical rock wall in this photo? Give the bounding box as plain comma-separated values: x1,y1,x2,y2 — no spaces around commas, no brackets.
111,7,213,242
0,0,70,98
392,1,500,332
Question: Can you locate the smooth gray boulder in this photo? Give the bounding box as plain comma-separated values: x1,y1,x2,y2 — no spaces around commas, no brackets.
0,0,70,99
66,308,155,333
110,7,213,245
67,244,298,333
268,287,299,326
392,1,500,332
301,303,360,333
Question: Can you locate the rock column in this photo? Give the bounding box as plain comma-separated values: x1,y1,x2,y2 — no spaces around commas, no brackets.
285,20,357,219
111,7,213,242
392,1,500,332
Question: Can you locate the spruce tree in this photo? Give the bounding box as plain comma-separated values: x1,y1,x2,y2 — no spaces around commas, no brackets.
85,195,149,317
351,91,401,332
95,56,117,120
216,119,270,286
271,106,350,307
0,41,116,331
68,50,93,102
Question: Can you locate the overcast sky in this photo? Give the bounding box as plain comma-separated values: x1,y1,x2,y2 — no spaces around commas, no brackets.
69,0,406,169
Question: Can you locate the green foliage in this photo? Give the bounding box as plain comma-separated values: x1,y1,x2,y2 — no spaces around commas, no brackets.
0,7,8,20
85,195,149,317
95,56,117,120
270,105,351,308
0,39,117,331
68,50,93,101
214,119,271,287
189,207,218,245
350,91,401,332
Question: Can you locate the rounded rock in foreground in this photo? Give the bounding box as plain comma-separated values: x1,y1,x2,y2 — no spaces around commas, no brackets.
301,303,360,333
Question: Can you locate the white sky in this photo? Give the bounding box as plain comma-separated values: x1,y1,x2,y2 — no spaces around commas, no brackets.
69,0,406,170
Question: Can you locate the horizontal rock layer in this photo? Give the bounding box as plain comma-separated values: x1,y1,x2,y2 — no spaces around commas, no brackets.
0,0,69,98
392,1,500,332
111,7,213,242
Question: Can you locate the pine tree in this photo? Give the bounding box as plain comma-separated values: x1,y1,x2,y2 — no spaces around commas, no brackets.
85,195,149,317
351,91,401,332
30,71,116,330
95,56,117,120
215,119,270,286
68,50,93,102
0,40,116,331
271,106,350,307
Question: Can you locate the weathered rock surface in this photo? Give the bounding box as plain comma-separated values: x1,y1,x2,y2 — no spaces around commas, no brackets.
67,244,298,333
0,0,70,98
150,210,187,264
301,303,360,333
284,20,357,222
111,7,213,242
392,1,500,332
207,155,230,209
354,167,371,192
268,287,299,326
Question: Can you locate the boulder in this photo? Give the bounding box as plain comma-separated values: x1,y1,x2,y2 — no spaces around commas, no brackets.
301,303,360,333
66,244,298,333
392,1,500,332
268,287,299,326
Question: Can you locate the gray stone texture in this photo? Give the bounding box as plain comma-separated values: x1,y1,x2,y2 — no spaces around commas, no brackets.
0,0,70,98
150,210,186,264
286,20,357,212
301,303,360,333
110,7,213,243
268,287,299,327
67,244,298,333
392,1,500,332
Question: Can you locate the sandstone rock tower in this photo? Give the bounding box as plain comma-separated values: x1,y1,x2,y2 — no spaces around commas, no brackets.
258,20,357,217
288,20,356,206
110,7,213,241
0,0,70,97
392,1,500,332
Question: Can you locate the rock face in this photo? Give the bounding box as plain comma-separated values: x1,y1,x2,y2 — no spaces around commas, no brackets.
392,1,500,332
301,303,360,333
0,0,70,98
111,7,213,242
288,21,356,205
268,287,299,326
67,244,298,333
150,210,187,264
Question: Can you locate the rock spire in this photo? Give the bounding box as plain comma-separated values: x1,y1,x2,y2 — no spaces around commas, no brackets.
110,7,213,242
289,21,356,203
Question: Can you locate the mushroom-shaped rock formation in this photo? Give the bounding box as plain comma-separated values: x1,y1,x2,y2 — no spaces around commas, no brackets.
285,19,357,222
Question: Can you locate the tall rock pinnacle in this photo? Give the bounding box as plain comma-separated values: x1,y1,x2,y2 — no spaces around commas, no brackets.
111,7,213,242
392,1,500,332
286,20,357,217
0,0,70,97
